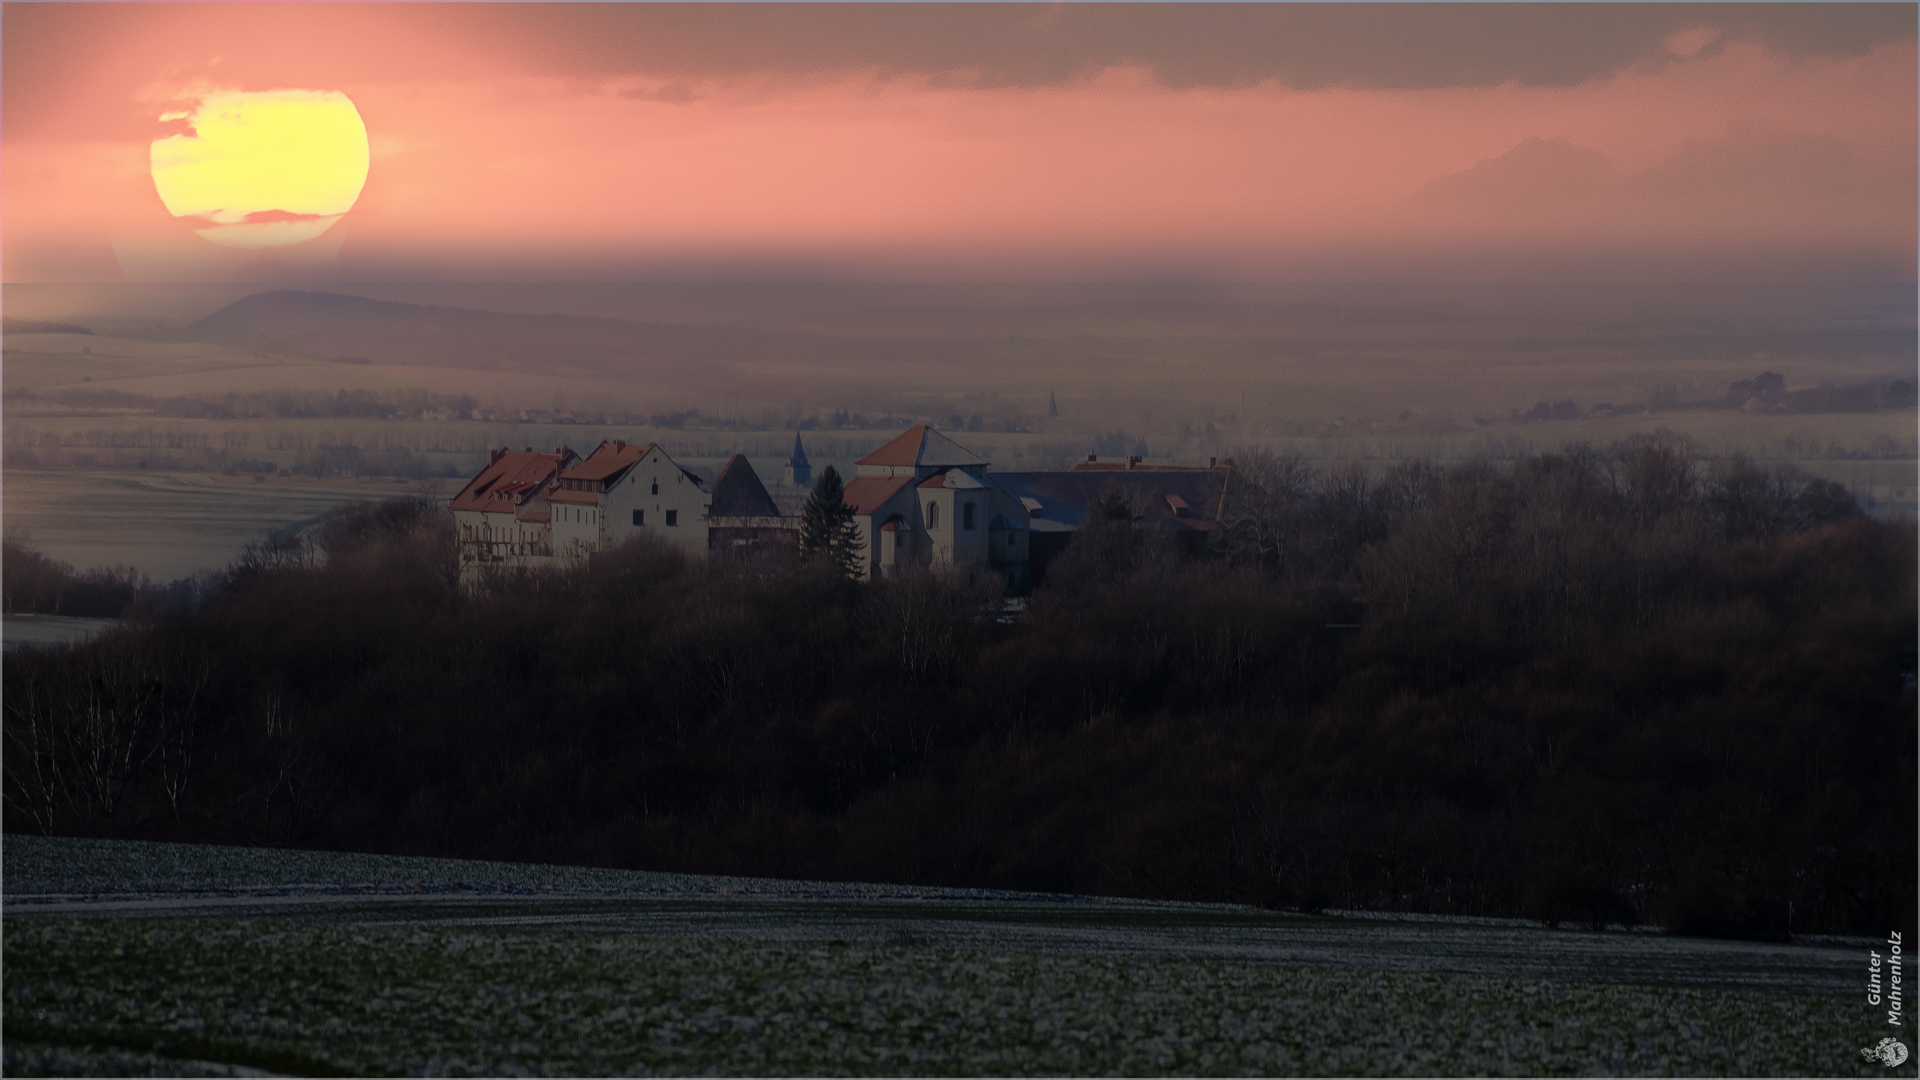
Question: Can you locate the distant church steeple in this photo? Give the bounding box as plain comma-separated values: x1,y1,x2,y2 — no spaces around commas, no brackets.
782,432,812,488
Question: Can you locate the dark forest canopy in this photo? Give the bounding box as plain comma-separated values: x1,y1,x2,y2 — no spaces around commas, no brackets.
4,433,1913,939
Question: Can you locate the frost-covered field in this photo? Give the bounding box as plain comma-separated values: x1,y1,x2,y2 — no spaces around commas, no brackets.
1,836,1886,1077
2,833,1112,903
1,917,1875,1078
0,470,427,582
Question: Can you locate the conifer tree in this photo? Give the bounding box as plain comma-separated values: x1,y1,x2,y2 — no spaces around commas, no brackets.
799,465,865,578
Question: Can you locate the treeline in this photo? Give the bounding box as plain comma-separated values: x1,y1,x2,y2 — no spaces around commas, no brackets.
1508,373,1917,425
1,541,150,618
3,444,462,480
10,387,467,423
3,435,1912,939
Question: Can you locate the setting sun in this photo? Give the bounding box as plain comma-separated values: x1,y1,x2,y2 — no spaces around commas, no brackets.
149,88,369,250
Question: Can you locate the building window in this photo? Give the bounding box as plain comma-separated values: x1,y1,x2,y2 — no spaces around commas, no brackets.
963,503,975,530
666,510,678,526
634,509,645,525
1007,533,1016,548
927,502,939,528
651,479,659,494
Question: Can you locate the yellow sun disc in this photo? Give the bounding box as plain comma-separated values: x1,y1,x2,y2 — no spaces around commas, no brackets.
150,89,370,250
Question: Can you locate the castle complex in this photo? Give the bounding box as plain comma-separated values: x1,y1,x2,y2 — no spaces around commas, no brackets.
451,425,1238,588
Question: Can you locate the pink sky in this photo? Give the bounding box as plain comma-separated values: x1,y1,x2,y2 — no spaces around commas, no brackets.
4,3,1913,283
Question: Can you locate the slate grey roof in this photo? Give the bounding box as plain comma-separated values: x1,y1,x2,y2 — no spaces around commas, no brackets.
708,455,782,518
991,469,1231,533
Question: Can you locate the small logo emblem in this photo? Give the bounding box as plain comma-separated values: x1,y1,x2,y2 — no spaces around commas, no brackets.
1862,1037,1910,1067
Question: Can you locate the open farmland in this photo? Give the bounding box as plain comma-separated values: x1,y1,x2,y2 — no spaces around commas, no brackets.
4,281,1912,583
0,334,419,400
0,333,708,421
0,470,433,581
1,836,1893,1078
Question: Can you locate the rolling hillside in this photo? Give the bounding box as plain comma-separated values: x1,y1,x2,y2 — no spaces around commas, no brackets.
166,291,965,394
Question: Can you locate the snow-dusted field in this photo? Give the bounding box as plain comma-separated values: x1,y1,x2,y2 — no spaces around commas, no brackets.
1,836,1886,1077
0,614,123,654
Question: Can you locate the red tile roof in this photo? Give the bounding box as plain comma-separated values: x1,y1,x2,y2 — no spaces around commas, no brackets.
563,440,652,485
857,425,927,466
450,449,571,515
917,469,985,490
841,474,914,515
856,425,989,469
547,488,600,506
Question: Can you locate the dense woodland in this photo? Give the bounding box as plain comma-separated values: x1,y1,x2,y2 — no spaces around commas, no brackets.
4,432,1913,939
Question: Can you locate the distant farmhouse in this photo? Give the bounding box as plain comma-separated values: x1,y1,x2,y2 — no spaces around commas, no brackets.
451,426,1239,588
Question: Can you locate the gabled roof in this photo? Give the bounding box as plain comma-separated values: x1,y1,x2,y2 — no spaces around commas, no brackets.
916,469,988,490
450,448,571,515
709,455,782,517
841,474,915,516
856,425,989,469
563,439,652,485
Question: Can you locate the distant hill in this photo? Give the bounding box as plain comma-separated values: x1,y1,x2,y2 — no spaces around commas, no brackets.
3,318,93,336
168,290,957,392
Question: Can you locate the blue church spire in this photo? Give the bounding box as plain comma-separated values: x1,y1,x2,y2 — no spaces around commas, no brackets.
783,432,812,488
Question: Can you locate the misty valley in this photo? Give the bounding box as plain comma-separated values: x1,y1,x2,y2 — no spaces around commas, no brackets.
7,2,1917,1073
3,283,1914,1077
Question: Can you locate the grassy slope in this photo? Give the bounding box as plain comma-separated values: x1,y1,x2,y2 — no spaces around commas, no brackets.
1,916,1871,1078
0,837,1885,1078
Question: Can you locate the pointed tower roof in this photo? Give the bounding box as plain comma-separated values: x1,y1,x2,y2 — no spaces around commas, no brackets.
788,432,810,466
710,454,782,517
855,424,989,469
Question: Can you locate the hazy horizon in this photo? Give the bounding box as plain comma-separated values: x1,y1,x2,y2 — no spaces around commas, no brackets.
4,3,1915,581
4,3,1913,285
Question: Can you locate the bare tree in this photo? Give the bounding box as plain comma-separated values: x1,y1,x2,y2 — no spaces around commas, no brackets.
1218,448,1315,575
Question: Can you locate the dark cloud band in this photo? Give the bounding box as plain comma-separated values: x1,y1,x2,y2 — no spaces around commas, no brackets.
427,2,1917,89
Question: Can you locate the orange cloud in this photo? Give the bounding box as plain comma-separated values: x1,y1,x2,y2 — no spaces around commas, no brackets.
3,5,1911,283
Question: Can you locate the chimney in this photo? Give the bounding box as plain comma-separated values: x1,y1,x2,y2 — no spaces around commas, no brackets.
1086,453,1098,463
613,439,625,451
1207,457,1217,468
1126,455,1141,470
490,448,504,465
